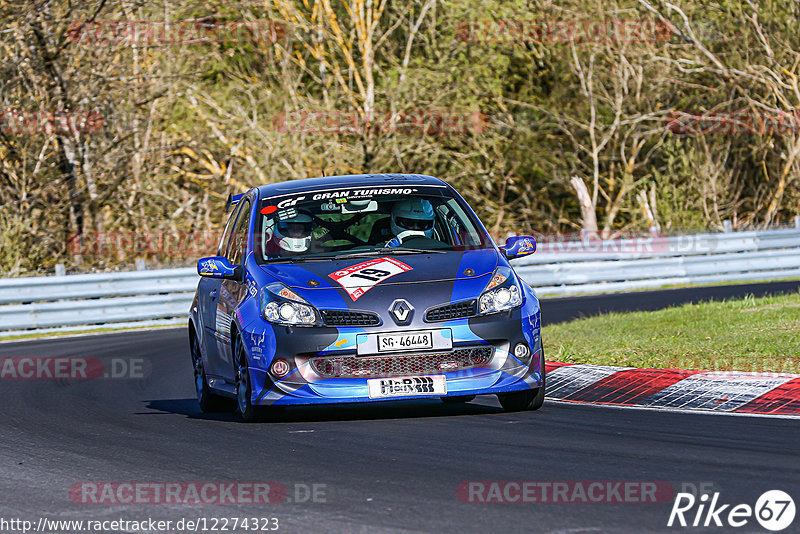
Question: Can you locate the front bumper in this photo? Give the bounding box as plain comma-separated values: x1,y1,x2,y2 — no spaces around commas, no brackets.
242,305,543,407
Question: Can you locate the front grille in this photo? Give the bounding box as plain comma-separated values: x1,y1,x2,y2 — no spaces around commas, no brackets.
321,309,381,327
311,346,493,378
425,300,477,322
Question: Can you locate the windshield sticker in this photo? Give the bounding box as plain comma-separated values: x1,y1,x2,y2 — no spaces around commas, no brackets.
265,187,426,208
260,205,278,215
276,196,305,209
329,257,413,301
277,208,297,220
320,202,338,211
312,188,418,201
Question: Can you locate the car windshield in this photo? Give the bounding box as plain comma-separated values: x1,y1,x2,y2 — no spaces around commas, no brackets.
255,185,492,263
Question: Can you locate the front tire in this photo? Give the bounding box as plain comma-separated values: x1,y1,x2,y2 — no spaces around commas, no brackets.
191,330,228,413
234,334,261,423
498,353,546,412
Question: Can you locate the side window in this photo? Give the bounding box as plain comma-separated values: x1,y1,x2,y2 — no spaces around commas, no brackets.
227,199,252,266
433,207,454,245
218,201,243,256
445,198,482,246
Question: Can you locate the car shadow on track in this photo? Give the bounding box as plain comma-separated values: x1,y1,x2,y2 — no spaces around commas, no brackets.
141,397,505,423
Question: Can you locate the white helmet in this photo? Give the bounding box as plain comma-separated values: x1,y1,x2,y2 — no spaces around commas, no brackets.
391,198,435,238
268,212,313,253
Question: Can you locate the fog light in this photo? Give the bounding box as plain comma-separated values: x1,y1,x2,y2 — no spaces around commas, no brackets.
513,343,530,360
270,358,291,378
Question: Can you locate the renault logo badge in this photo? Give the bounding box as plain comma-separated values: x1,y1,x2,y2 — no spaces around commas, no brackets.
390,299,413,325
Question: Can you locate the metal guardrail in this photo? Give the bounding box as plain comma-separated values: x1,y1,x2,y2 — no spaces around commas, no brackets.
0,268,199,333
0,227,799,333
0,293,195,331
0,268,198,305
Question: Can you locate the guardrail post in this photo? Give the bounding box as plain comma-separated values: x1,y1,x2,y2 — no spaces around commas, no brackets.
55,264,66,276
135,258,147,271
723,220,733,233
795,215,800,229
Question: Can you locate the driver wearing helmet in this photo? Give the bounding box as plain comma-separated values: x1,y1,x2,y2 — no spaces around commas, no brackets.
386,198,436,247
263,212,314,257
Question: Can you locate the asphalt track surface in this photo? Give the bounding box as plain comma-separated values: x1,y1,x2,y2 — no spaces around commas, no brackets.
1,282,800,533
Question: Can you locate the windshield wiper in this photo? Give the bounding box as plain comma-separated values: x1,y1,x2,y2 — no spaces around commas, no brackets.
263,248,448,264
286,255,342,262
261,254,341,263
381,247,446,254
330,247,446,259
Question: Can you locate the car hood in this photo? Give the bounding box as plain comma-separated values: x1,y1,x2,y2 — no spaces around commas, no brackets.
259,249,499,292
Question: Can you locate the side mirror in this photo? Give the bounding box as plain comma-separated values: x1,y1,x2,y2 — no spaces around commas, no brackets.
500,235,536,260
197,256,242,281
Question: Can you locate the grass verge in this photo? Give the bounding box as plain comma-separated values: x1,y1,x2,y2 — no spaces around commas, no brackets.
536,276,800,298
543,291,800,373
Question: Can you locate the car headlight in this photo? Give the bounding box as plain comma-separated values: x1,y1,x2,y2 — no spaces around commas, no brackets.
478,266,523,315
261,282,321,326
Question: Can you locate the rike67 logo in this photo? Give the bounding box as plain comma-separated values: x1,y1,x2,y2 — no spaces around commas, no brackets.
668,490,795,531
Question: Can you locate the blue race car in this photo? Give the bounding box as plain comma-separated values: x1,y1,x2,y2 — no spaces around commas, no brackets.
189,174,544,421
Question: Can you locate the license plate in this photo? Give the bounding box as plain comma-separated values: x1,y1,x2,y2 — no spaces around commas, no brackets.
367,375,447,398
377,331,434,353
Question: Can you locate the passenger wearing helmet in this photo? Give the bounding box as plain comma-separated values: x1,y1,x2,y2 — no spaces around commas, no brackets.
386,198,436,247
264,212,314,257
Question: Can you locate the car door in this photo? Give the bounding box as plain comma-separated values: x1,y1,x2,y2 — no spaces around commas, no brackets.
201,200,243,379
214,197,252,381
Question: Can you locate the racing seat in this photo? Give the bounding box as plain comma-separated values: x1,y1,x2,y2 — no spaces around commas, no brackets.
368,216,393,245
